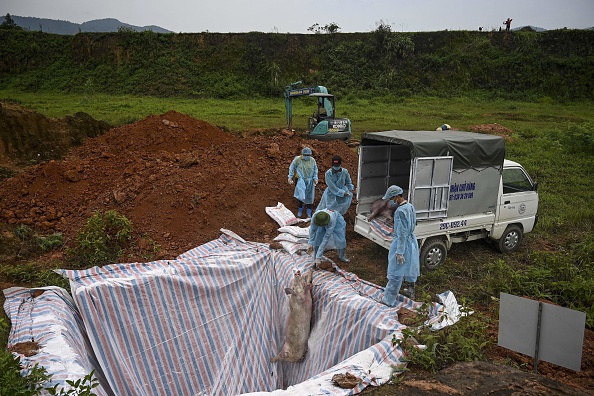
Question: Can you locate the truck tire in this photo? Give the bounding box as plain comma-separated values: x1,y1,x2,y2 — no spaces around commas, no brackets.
420,238,447,271
497,225,523,253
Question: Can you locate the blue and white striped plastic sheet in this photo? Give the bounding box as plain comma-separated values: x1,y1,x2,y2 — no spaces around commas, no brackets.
3,286,112,396
4,230,458,395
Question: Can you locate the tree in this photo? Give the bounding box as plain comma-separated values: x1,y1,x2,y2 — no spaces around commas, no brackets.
307,22,341,34
0,13,22,30
373,20,393,49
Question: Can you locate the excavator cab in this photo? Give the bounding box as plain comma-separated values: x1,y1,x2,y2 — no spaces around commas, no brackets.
306,93,351,141
309,94,332,127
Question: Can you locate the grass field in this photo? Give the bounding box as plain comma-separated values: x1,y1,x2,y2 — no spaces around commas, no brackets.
1,89,593,137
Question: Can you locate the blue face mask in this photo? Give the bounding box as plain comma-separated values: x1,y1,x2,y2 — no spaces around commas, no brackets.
302,155,310,161
332,166,341,171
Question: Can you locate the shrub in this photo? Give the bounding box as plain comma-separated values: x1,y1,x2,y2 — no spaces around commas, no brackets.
46,370,99,396
563,121,594,155
67,210,133,268
0,262,70,289
478,235,594,328
14,224,33,240
37,233,64,252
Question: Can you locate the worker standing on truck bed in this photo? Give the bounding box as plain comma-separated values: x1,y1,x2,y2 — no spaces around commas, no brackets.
381,185,420,304
308,209,350,264
288,147,319,218
316,155,355,215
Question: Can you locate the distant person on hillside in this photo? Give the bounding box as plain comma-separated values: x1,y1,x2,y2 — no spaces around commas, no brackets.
288,147,319,218
504,18,513,31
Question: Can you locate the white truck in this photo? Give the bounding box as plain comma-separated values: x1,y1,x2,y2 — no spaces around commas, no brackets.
354,130,539,270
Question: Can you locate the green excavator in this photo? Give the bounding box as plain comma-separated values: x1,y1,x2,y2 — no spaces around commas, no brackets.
284,81,352,141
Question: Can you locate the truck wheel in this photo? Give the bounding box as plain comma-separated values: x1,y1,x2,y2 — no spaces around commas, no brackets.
497,225,523,253
420,238,447,271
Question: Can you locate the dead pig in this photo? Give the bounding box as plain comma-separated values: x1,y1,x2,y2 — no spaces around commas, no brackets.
367,198,397,222
271,270,313,363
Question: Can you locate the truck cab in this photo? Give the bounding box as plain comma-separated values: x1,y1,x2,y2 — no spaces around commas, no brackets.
492,159,539,252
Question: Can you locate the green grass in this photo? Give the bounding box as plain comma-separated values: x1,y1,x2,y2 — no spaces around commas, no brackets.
2,89,592,138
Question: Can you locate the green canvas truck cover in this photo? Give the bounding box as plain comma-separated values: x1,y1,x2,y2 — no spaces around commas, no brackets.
360,130,505,170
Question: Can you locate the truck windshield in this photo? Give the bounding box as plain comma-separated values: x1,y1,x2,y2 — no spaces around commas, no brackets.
502,168,534,193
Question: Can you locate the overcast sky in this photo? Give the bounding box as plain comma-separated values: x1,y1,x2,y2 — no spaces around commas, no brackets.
2,0,593,33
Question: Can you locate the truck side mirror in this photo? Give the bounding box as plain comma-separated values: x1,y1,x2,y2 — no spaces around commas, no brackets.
533,182,538,192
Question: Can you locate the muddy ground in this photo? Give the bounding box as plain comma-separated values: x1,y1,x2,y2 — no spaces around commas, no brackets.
0,103,592,395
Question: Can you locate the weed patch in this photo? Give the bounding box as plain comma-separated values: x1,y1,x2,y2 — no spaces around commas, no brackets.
394,296,491,374
66,210,133,268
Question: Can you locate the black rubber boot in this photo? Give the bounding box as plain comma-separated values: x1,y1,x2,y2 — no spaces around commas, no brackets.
402,283,415,299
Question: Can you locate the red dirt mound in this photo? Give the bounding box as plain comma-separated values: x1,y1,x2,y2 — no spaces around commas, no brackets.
468,123,513,141
0,110,358,259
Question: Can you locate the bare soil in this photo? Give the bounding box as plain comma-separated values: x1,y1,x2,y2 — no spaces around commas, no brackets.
1,103,592,395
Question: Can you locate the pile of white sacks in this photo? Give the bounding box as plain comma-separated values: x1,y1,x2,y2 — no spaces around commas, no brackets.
266,202,312,255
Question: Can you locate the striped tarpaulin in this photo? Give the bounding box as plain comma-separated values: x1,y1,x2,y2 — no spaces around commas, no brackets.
6,229,458,395
3,286,112,396
369,216,395,241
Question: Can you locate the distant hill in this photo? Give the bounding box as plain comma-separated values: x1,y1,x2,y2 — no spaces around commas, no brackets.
4,14,172,34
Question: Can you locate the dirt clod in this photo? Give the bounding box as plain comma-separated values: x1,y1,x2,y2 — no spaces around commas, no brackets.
9,341,40,357
332,372,361,389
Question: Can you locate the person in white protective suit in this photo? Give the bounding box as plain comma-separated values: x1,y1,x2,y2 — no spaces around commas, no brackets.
380,185,420,304
307,209,349,264
288,147,319,218
316,155,355,215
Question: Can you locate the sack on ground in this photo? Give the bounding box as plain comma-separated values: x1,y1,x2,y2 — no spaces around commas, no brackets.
266,202,299,227
279,240,309,255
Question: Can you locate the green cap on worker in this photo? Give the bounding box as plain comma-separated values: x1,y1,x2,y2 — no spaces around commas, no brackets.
382,185,403,200
313,210,330,226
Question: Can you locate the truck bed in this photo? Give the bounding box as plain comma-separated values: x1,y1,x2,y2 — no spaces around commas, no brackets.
354,211,496,250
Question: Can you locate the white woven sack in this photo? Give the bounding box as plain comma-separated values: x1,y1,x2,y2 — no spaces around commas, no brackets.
265,202,299,227
274,233,309,244
279,240,309,255
277,225,310,238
